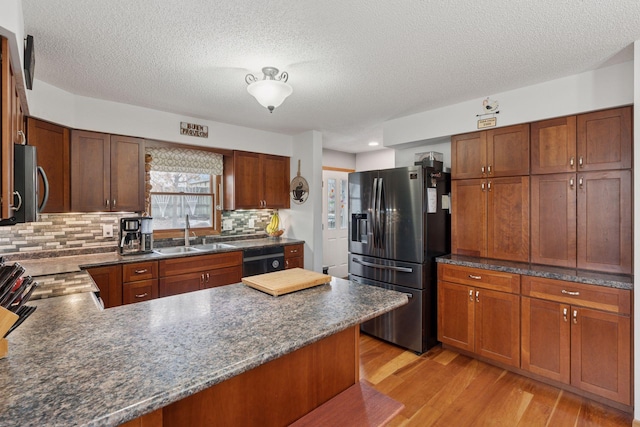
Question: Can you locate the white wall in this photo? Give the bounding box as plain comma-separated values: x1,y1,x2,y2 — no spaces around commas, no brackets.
281,131,323,272
355,148,395,171
322,149,356,170
633,40,639,423
384,61,634,147
27,80,293,155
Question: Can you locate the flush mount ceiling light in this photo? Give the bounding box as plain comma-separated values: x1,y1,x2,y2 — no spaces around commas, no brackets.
245,67,293,113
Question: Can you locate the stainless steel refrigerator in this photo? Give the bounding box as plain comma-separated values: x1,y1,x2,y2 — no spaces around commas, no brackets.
348,163,450,354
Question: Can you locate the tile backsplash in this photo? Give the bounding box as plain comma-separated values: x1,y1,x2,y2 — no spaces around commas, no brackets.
0,210,275,259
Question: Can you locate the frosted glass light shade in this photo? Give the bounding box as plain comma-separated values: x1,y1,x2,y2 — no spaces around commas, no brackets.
247,80,293,111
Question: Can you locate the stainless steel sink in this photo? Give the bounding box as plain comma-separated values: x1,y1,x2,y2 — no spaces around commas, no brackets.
192,243,237,251
153,246,203,255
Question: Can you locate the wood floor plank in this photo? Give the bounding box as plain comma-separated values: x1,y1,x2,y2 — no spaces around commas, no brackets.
358,337,633,427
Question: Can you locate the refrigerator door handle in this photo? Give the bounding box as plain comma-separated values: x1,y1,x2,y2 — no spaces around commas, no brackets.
372,177,379,248
377,177,385,248
352,257,413,273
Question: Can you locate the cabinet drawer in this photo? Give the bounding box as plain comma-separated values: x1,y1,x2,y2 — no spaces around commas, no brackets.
438,264,520,293
521,276,630,315
123,279,158,305
122,261,158,282
159,252,242,277
284,244,303,258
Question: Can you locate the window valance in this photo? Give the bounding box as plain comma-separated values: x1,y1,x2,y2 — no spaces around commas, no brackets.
145,146,223,176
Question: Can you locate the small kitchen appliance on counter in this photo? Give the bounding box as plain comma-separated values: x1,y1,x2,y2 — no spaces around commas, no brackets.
119,217,153,255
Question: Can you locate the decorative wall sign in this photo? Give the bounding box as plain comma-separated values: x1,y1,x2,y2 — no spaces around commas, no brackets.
478,117,497,129
290,160,309,204
476,97,499,129
180,122,209,138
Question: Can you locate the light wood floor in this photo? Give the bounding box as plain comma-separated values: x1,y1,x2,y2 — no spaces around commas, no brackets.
359,334,633,426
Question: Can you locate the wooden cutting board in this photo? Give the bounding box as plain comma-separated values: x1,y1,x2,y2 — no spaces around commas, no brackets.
242,268,331,296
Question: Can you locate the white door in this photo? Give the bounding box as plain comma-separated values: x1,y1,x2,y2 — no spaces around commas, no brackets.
322,170,350,278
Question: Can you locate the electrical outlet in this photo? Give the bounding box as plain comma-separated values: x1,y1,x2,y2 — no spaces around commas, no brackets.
223,219,233,231
248,219,255,228
102,224,113,237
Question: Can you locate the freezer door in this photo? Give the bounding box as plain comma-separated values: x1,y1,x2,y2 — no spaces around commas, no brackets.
348,253,427,289
377,166,423,263
352,275,435,354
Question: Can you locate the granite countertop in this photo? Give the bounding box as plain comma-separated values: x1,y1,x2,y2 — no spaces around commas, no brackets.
437,254,633,290
0,278,407,427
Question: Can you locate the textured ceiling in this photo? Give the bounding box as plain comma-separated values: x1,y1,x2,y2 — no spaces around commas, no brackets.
21,1,640,153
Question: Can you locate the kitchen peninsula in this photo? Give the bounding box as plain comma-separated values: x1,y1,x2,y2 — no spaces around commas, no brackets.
0,275,407,426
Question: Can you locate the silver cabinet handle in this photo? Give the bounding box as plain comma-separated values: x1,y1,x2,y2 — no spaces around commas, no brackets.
561,289,580,296
113,199,116,207
352,258,412,273
569,178,574,189
106,199,110,208
579,156,583,167
135,293,148,298
475,290,480,303
570,156,575,167
487,181,492,191
469,289,473,301
573,309,578,324
469,274,482,280
578,177,583,188
563,307,568,322
206,272,210,282
134,269,148,274
481,166,485,174
487,165,492,175
481,182,486,191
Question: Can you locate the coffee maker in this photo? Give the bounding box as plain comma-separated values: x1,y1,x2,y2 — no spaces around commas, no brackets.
119,217,153,255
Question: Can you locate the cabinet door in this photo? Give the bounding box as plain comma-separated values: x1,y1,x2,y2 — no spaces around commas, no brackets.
531,116,577,174
262,154,290,208
159,272,203,297
487,176,529,262
530,173,576,267
437,281,474,352
474,288,520,367
233,151,262,208
576,107,632,171
1,38,15,218
571,307,631,405
71,130,111,211
451,131,486,179
285,257,304,269
203,265,243,289
26,118,71,212
486,124,530,177
577,170,632,274
87,265,122,308
110,135,144,212
451,179,486,257
521,297,570,383
123,279,158,305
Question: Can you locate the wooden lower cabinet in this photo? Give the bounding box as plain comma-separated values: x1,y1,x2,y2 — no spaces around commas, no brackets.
437,265,521,368
87,265,122,308
521,275,631,406
285,244,304,269
123,279,158,304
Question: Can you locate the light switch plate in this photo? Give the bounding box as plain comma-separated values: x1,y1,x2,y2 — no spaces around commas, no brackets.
248,219,255,228
102,224,113,237
223,219,233,231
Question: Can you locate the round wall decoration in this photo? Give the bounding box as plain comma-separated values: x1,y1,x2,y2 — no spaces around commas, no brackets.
290,160,309,204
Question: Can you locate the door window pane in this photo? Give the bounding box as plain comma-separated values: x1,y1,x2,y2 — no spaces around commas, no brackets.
327,178,336,230
340,179,348,229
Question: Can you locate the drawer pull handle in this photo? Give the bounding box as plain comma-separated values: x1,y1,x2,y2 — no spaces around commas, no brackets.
573,309,578,324
135,293,148,298
475,290,480,303
469,289,473,302
561,289,580,296
563,307,568,322
134,269,148,274
469,274,482,280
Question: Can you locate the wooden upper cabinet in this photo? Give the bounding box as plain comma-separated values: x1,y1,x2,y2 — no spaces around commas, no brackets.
451,131,486,179
26,118,71,212
577,170,632,274
577,107,632,171
531,173,577,268
225,151,290,209
71,130,144,212
531,116,577,174
110,135,145,212
451,124,529,179
485,124,530,177
451,179,486,258
487,176,529,262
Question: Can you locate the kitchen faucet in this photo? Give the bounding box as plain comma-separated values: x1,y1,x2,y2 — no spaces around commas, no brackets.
184,214,190,246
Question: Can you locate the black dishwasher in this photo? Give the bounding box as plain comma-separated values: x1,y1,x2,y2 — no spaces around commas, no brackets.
242,246,285,276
